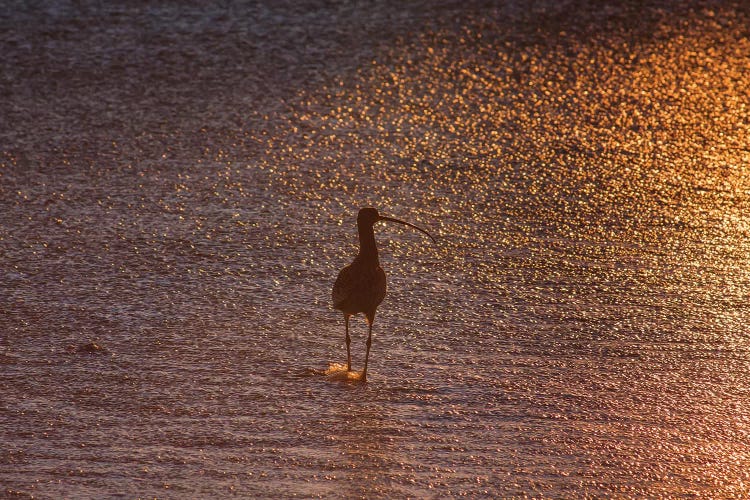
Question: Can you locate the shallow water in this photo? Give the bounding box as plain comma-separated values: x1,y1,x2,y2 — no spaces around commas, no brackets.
2,0,750,497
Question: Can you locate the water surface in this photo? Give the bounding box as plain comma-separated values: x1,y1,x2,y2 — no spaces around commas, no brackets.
2,0,750,497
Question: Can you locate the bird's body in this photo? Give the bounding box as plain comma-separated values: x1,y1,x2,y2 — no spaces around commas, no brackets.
332,258,386,321
332,207,434,382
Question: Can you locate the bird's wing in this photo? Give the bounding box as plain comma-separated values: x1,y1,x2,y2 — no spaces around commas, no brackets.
332,264,354,310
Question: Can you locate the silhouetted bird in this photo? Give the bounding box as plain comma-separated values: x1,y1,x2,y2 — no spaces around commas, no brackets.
332,207,435,381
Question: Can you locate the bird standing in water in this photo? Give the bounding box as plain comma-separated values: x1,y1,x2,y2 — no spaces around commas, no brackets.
332,207,435,382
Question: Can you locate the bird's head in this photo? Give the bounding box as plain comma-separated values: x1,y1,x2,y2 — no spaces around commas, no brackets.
357,207,382,227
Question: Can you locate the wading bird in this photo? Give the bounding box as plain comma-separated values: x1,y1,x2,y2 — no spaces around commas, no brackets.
332,207,435,382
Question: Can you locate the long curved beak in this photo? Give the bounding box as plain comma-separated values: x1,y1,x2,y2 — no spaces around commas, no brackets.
379,216,436,243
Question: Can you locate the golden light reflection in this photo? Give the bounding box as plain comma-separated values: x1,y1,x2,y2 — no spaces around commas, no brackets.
257,5,750,496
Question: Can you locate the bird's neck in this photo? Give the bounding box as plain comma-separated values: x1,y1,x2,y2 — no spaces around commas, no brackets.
357,223,379,265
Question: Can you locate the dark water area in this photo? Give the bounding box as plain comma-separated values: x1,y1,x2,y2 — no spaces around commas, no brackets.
2,0,750,497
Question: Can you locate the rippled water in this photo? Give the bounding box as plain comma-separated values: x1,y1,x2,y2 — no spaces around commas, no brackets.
2,0,750,497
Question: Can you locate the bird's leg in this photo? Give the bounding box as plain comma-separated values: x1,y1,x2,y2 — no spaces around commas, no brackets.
362,316,374,382
344,314,352,372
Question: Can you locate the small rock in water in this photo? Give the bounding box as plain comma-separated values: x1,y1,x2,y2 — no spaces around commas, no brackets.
77,342,107,354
